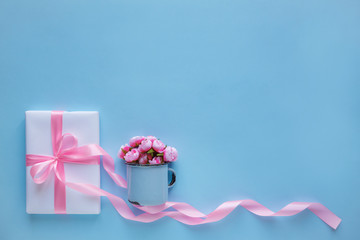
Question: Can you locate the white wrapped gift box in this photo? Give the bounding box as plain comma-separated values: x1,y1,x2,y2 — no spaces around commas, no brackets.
25,111,101,214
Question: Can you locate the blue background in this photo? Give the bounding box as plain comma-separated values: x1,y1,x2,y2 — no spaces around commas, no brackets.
0,0,359,239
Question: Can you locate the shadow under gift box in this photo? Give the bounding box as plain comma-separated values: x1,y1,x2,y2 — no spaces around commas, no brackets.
127,163,176,206
25,111,101,214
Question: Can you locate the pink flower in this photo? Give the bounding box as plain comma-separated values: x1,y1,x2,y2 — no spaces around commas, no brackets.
153,140,165,152
120,136,178,164
129,136,145,147
163,146,178,162
138,138,152,152
138,153,148,164
124,148,140,162
146,136,157,143
118,144,130,159
149,156,162,165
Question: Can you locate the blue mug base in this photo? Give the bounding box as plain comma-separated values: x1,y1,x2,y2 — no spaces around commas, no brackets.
128,199,141,206
128,199,167,206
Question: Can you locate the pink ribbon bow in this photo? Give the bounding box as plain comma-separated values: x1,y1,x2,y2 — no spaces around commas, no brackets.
25,111,342,229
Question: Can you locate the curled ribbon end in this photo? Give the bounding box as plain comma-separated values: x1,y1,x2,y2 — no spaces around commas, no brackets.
331,218,342,230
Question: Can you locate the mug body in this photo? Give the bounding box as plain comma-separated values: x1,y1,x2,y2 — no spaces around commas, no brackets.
127,164,170,206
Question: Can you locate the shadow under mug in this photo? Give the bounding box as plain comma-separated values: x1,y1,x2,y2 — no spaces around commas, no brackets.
126,163,176,206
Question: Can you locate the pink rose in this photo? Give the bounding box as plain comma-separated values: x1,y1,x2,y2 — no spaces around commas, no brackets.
153,140,165,153
118,144,130,159
124,148,140,162
147,153,153,160
129,136,145,147
163,146,178,162
149,156,162,165
138,153,148,164
138,138,152,152
146,136,157,143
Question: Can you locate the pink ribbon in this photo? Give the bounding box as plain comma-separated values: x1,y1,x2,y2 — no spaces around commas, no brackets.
26,111,342,229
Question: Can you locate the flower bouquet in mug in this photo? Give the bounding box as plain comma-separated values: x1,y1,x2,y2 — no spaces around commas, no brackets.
118,136,177,206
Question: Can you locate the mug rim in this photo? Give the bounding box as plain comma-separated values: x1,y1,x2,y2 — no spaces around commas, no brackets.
125,163,169,167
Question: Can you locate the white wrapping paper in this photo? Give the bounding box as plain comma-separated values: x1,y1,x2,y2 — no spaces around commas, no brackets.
26,111,101,214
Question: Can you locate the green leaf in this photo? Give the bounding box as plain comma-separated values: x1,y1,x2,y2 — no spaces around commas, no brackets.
147,149,155,154
156,153,164,156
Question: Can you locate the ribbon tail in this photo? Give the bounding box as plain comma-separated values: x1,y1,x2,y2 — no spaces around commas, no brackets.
54,161,66,214
102,153,127,189
44,111,341,228
53,166,341,229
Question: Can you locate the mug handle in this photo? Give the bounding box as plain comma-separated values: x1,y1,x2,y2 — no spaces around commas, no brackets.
168,168,176,188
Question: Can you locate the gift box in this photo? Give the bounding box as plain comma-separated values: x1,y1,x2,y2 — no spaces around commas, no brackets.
25,111,101,214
